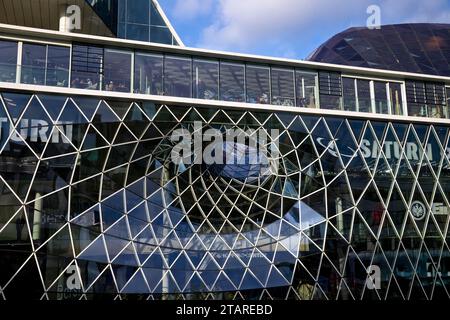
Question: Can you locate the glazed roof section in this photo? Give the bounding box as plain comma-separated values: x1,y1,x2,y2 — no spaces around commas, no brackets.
308,23,450,77
0,0,183,46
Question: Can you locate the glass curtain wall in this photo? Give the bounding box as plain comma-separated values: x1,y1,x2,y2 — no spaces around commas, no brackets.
271,68,295,106
220,62,245,102
342,77,404,115
164,56,192,98
117,0,174,45
374,81,389,114
193,59,218,100
134,53,163,95
21,43,70,87
3,38,435,119
71,44,104,90
0,40,18,83
246,65,270,104
357,79,372,113
406,82,446,118
296,70,318,108
103,49,132,92
342,77,357,112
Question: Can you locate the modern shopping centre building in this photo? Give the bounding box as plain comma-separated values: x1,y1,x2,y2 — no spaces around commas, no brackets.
0,0,449,300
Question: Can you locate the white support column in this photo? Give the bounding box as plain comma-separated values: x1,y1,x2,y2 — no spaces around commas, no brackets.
401,82,408,116
16,41,23,84
386,82,392,115
370,80,376,114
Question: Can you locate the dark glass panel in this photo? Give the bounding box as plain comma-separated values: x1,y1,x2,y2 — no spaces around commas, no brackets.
342,77,356,112
21,43,46,85
150,2,166,26
220,62,245,102
374,81,388,114
125,24,149,42
357,79,372,113
319,95,342,110
70,44,103,90
46,46,70,87
150,27,172,45
271,68,295,106
246,65,270,104
134,53,163,95
103,49,132,93
126,0,149,24
164,56,192,98
0,40,17,83
193,59,219,100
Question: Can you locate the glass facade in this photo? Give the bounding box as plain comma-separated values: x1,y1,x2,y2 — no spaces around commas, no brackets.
193,59,219,100
21,43,70,87
134,53,163,95
2,7,450,301
220,62,245,102
0,40,17,83
246,65,270,104
71,44,104,91
308,24,450,77
407,81,448,118
117,0,176,45
0,37,449,121
83,0,180,46
164,56,192,98
0,91,448,300
103,49,132,93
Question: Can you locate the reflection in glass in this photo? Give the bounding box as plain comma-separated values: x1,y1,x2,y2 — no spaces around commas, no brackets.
389,82,403,116
134,53,163,95
125,24,149,42
71,45,103,90
296,70,318,108
426,83,446,119
150,27,172,45
374,81,388,114
193,59,218,100
103,49,132,93
0,40,18,83
21,43,69,87
126,0,149,24
357,79,371,113
46,46,70,87
271,68,295,106
342,77,356,112
164,56,192,98
117,0,175,45
151,2,166,26
220,62,245,102
21,43,46,85
246,65,270,104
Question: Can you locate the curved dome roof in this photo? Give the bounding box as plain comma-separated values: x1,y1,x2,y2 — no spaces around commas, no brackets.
308,23,450,76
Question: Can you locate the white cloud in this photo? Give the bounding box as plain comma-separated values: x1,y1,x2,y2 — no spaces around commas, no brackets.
198,0,450,55
172,0,214,21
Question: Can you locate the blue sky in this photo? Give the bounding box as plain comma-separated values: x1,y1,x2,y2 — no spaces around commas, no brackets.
158,0,450,60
